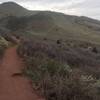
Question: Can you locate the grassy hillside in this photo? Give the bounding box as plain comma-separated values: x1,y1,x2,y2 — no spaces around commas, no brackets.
0,2,39,18
0,2,100,43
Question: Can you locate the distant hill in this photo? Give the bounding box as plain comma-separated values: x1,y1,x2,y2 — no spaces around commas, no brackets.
0,2,39,18
0,2,100,43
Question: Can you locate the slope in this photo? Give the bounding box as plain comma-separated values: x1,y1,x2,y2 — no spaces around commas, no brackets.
0,2,100,43
0,2,39,18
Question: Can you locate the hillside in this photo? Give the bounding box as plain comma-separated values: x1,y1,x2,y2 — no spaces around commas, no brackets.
0,2,100,43
0,2,39,18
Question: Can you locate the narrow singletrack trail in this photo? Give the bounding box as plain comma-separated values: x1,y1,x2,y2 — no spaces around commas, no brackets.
0,47,44,100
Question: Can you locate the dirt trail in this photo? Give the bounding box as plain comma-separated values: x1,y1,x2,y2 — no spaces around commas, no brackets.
0,47,44,100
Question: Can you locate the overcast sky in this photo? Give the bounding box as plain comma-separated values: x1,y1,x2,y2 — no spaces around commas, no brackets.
0,0,100,20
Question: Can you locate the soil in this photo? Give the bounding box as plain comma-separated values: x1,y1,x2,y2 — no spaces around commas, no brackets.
0,47,44,100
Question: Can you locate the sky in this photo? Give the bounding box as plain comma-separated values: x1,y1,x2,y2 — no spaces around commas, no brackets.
0,0,100,20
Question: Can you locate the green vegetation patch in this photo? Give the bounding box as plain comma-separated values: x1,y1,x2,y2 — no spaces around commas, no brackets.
0,36,9,57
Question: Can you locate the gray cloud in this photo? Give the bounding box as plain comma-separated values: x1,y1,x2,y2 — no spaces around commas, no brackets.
0,0,100,20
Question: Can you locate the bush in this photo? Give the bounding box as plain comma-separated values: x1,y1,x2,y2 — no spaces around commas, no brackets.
23,57,100,100
24,57,71,82
17,39,100,100
41,74,99,100
0,36,9,58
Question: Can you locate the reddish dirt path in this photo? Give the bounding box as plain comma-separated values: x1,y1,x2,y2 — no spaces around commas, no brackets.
0,47,44,100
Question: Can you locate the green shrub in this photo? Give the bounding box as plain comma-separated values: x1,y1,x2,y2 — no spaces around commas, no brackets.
0,36,8,58
24,57,71,82
39,59,71,77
